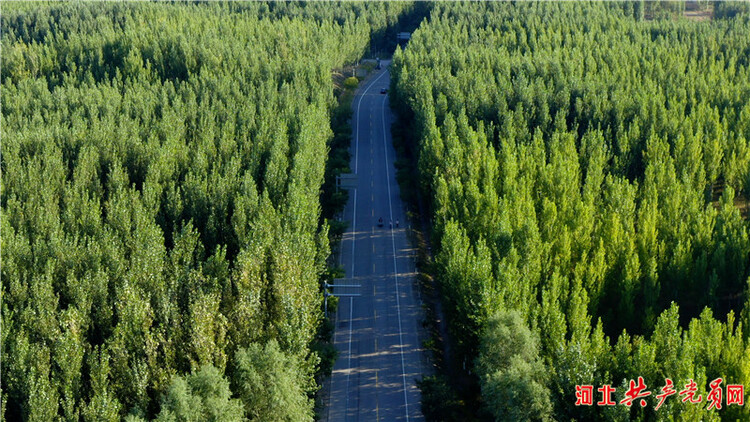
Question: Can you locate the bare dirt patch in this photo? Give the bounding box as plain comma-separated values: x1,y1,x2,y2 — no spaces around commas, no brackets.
683,2,713,21
683,9,713,21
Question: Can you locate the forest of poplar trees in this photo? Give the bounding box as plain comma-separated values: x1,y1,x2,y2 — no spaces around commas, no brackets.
3,1,750,422
390,2,750,421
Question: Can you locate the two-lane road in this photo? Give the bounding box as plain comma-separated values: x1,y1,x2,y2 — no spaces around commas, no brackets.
327,64,425,421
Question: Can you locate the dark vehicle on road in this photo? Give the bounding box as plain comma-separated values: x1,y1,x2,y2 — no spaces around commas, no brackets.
380,88,387,94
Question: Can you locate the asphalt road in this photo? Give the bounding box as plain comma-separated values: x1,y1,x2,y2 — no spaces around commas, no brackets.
326,63,425,421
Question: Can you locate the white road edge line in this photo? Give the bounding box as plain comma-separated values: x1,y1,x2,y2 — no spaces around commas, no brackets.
381,78,410,422
346,295,353,418
351,189,357,280
345,188,356,417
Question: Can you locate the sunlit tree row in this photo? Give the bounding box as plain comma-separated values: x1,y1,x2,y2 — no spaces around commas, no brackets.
391,2,750,420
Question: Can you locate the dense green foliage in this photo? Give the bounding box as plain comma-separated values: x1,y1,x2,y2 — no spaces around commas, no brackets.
391,2,750,420
0,2,418,420
221,1,429,56
477,310,552,421
152,365,244,422
715,1,750,20
231,340,313,422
